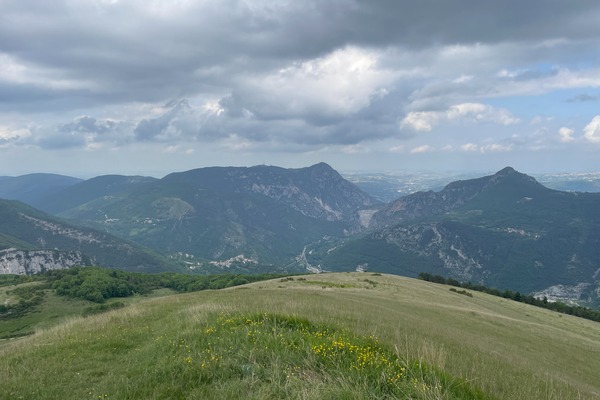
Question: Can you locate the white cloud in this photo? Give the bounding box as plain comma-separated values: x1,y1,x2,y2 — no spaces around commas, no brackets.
460,143,479,152
447,103,520,125
0,126,31,141
481,143,512,153
400,111,440,132
459,142,513,153
401,103,519,132
235,47,397,120
558,127,575,142
410,145,434,154
583,116,600,143
389,145,405,153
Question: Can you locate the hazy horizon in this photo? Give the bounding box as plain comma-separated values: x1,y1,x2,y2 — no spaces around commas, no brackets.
3,162,600,182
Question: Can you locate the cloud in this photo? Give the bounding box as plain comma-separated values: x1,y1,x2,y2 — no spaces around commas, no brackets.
410,145,434,154
558,127,575,142
461,143,479,152
134,100,196,142
59,116,117,135
480,143,513,153
221,47,396,122
459,142,513,153
401,103,519,131
389,145,405,153
400,111,440,132
1,1,599,116
28,115,132,150
583,116,600,143
2,0,600,174
0,126,32,147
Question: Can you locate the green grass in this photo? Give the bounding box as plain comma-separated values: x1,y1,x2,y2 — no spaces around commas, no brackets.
1,273,600,399
0,284,177,340
294,280,358,289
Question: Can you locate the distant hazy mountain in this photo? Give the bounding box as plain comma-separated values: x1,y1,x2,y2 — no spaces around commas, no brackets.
0,173,82,208
39,163,378,268
38,175,158,214
320,167,600,308
0,199,177,274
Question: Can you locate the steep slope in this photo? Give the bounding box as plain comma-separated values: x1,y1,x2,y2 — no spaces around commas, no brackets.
321,167,600,307
57,180,347,267
368,167,549,229
162,162,379,222
0,173,82,208
0,199,177,274
51,164,378,267
36,174,158,214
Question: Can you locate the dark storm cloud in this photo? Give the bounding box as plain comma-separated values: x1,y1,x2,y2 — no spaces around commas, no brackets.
2,0,600,110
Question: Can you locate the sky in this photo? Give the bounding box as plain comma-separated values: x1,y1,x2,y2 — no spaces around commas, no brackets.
1,0,600,178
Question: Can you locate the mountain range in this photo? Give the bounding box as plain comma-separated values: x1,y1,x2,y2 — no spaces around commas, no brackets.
0,163,378,273
1,163,599,307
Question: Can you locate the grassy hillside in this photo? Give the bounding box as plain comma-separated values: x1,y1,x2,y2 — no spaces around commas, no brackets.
2,273,599,399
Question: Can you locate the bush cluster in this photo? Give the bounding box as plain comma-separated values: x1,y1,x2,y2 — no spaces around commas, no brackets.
44,267,286,303
0,284,46,320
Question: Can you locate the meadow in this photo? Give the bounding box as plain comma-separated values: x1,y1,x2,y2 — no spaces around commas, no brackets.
1,273,599,399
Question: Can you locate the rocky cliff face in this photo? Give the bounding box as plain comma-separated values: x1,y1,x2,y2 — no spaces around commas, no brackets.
0,248,87,275
370,222,489,282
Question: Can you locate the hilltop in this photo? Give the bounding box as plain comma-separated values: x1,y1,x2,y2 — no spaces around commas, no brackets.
1,272,599,399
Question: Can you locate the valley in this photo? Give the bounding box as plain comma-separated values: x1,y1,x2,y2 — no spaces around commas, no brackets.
1,163,600,309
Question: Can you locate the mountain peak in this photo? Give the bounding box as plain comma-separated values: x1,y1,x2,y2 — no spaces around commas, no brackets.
306,162,335,171
494,166,517,176
488,166,541,188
